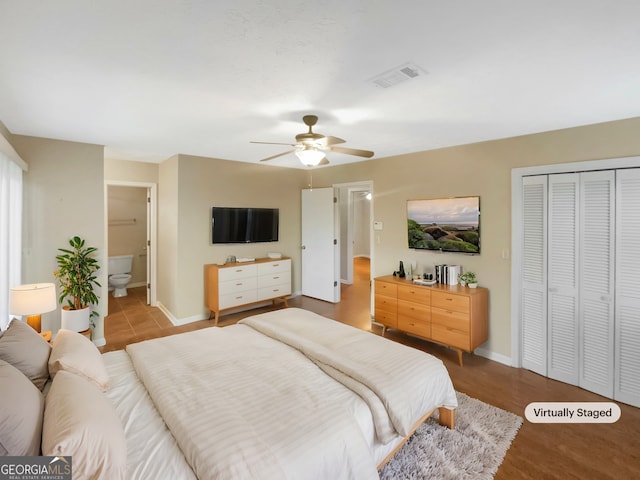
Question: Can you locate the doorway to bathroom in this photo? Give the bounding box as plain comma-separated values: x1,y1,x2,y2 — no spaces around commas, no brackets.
105,182,157,306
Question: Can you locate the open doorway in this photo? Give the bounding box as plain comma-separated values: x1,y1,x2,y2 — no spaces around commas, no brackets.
335,181,373,316
336,182,373,285
104,181,157,306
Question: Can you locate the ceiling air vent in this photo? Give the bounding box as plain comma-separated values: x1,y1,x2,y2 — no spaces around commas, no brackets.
368,62,427,89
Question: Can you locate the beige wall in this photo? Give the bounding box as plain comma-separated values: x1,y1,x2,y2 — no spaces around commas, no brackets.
159,154,307,322
158,155,180,317
10,135,107,343
104,158,159,184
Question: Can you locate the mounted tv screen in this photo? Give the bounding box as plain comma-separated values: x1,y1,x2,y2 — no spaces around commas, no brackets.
407,196,480,254
211,207,279,244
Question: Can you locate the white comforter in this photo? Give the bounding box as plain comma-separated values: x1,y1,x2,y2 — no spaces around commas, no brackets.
125,308,457,480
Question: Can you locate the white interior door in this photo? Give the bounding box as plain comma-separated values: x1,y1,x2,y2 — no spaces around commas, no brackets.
301,188,340,303
146,189,151,305
547,173,580,385
520,175,548,376
615,168,640,406
579,170,614,398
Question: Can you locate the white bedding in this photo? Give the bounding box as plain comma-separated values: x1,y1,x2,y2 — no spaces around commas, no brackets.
102,350,197,480
118,308,457,480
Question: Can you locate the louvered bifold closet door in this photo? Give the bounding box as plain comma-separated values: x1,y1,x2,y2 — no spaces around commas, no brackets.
579,171,614,398
547,174,579,385
615,168,640,407
521,176,548,375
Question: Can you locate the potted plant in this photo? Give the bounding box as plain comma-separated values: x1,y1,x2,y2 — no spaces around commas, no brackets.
54,236,101,332
458,272,478,288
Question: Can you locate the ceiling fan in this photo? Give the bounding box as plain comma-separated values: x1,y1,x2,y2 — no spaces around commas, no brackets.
251,115,374,166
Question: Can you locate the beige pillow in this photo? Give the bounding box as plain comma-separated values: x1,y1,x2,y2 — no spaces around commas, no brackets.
42,371,126,480
0,359,45,455
48,329,110,391
0,318,51,390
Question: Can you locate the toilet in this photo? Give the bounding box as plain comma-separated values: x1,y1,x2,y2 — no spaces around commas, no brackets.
108,255,134,298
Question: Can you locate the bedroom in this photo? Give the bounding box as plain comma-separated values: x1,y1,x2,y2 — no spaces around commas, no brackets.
2,1,640,479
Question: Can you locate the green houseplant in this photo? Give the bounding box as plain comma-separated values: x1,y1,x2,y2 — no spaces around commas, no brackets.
54,236,101,331
458,271,478,288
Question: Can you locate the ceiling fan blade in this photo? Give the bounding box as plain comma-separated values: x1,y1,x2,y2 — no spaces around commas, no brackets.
328,146,375,158
251,141,297,147
318,136,346,146
259,149,297,162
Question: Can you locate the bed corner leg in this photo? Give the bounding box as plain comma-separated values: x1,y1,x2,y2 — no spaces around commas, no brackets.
439,407,455,429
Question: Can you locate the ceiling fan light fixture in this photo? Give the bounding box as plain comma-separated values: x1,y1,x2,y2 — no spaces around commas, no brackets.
295,147,325,166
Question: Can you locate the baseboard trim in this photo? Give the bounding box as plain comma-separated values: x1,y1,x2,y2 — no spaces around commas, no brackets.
159,293,301,327
475,347,512,366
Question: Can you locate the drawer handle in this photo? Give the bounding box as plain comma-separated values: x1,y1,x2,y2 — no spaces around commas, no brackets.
445,298,453,301
236,283,243,286
235,296,243,299
272,264,279,267
273,276,280,280
235,269,244,273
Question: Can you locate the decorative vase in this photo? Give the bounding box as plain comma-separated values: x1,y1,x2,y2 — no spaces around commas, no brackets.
60,306,90,332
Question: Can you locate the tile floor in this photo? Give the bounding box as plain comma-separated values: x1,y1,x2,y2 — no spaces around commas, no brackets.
102,257,372,352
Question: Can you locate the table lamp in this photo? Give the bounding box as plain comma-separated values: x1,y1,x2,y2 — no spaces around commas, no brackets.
9,283,57,333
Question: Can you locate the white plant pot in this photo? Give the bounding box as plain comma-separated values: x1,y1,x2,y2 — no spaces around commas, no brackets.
61,306,90,332
468,282,478,289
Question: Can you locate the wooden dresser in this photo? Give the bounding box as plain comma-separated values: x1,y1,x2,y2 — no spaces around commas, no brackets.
204,258,291,325
374,275,488,365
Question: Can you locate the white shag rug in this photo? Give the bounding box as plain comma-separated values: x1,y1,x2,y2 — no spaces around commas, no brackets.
380,391,523,480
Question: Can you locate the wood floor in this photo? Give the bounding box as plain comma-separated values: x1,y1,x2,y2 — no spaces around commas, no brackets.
103,258,639,480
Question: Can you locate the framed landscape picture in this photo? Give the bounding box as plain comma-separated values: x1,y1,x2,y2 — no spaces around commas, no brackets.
407,196,480,254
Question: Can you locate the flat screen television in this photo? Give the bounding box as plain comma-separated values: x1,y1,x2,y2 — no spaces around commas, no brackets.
211,207,279,244
407,196,480,254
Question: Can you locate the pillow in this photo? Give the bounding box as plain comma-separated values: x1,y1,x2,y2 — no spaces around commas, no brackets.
0,318,51,390
42,371,126,480
48,329,110,391
0,359,45,456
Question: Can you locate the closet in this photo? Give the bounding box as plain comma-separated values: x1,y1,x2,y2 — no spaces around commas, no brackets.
519,167,640,407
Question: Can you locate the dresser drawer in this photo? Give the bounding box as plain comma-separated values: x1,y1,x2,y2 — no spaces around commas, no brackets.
257,259,291,276
375,293,397,314
398,299,430,338
218,277,257,295
219,290,259,309
218,264,258,281
374,309,397,328
431,307,470,350
258,271,290,288
375,280,397,297
398,316,430,338
258,283,290,301
398,285,430,305
398,300,430,323
431,291,469,314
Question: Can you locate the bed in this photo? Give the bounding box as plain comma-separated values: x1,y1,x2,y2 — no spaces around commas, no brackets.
0,307,457,480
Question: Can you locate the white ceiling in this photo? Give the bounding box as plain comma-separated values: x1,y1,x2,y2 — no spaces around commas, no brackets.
1,1,639,169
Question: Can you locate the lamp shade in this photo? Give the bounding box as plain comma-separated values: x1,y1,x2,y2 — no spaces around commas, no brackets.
295,147,325,166
9,283,57,315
